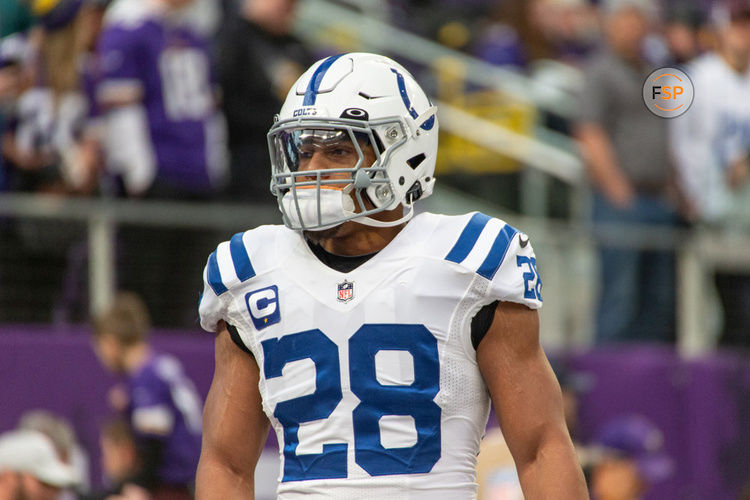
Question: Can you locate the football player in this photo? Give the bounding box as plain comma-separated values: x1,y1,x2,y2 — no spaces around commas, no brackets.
196,53,587,499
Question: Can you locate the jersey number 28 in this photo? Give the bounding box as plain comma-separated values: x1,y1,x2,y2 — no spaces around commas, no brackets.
261,324,441,481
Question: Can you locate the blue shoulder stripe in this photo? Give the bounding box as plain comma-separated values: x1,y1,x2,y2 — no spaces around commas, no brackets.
477,224,519,280
303,54,344,106
207,251,227,296
445,212,492,264
230,232,255,282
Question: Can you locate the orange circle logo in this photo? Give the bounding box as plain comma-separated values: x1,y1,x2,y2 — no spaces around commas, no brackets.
642,67,694,118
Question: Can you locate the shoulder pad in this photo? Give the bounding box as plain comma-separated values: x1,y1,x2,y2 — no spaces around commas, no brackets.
443,212,520,280
205,225,281,296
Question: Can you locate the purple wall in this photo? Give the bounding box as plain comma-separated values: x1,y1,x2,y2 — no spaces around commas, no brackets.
0,326,218,487
0,326,747,498
568,345,750,500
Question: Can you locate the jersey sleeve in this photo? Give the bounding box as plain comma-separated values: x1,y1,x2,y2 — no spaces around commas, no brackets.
487,230,542,310
444,212,542,310
130,373,173,437
198,231,261,332
198,268,224,332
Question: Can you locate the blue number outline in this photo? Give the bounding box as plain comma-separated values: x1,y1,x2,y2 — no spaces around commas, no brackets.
516,255,542,301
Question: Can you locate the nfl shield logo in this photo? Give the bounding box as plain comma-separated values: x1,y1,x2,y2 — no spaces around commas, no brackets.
337,280,354,303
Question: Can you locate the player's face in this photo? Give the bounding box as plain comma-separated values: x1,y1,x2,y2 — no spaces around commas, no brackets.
295,130,376,180
302,132,379,217
92,335,126,374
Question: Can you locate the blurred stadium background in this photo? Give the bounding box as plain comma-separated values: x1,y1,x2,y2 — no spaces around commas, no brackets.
0,0,749,498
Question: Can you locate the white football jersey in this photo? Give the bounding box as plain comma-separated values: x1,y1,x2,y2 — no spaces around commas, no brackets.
199,212,542,499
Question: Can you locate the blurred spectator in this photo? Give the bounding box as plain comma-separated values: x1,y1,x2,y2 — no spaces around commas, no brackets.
80,417,140,500
0,6,32,190
575,0,680,344
670,0,750,347
181,0,221,38
471,0,529,68
472,0,599,69
0,0,103,325
529,0,600,64
99,418,139,490
663,4,706,66
18,410,90,496
2,0,98,194
0,429,80,500
92,292,202,499
587,414,673,500
216,0,311,202
96,0,229,327
96,0,227,198
68,0,111,196
0,33,31,192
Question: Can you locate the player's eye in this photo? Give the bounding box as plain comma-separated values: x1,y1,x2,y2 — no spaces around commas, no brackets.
331,148,350,157
298,148,315,160
324,144,357,162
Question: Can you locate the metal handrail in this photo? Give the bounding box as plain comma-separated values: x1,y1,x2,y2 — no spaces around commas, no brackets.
4,192,750,356
0,193,279,228
438,102,583,185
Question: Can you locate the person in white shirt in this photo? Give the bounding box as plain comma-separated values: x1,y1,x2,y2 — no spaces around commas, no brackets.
670,0,750,346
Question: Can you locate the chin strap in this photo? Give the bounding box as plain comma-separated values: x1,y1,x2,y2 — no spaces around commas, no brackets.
353,203,415,228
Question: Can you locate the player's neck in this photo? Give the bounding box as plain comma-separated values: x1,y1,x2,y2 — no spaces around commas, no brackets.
123,343,152,375
315,223,405,256
305,205,408,256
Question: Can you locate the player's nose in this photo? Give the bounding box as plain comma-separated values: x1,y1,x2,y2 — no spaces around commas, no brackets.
298,151,334,181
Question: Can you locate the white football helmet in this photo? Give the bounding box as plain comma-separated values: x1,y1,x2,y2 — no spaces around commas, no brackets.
267,52,438,231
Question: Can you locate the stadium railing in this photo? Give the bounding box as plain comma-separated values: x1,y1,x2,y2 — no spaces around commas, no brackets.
2,190,749,357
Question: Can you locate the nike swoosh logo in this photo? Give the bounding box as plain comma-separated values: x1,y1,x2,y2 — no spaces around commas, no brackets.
358,92,388,100
518,234,529,248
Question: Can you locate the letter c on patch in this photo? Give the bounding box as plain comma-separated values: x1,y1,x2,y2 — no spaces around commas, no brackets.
245,286,281,330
